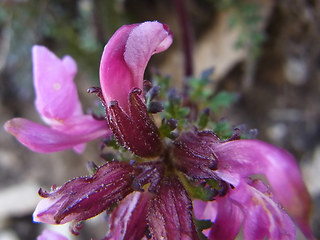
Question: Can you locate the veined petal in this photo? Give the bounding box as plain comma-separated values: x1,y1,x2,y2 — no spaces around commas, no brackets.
230,180,295,240
105,191,150,240
195,179,295,240
32,45,81,122
147,176,200,240
33,162,135,228
99,21,173,112
194,197,243,240
37,229,68,240
106,89,162,158
213,139,313,238
4,118,108,153
209,197,243,240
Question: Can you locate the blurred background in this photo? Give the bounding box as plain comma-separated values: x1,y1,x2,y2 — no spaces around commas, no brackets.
0,0,319,239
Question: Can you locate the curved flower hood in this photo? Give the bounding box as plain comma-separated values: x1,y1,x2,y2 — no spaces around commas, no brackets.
100,21,173,112
99,21,173,158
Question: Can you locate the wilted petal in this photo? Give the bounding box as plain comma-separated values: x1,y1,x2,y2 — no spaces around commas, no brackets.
37,229,68,240
4,118,108,153
100,21,173,112
33,161,135,226
173,130,219,179
213,139,313,238
33,45,81,122
105,191,151,240
147,176,200,240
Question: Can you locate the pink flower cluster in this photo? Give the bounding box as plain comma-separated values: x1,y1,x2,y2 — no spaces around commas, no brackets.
4,21,315,240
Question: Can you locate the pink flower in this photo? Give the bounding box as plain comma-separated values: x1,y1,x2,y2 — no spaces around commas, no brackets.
32,22,200,239
185,133,314,239
4,46,109,153
99,21,172,111
37,229,68,240
99,21,173,158
194,179,297,240
214,139,313,238
30,21,314,240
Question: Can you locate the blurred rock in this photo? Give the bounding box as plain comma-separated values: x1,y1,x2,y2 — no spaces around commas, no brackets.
0,182,40,222
0,230,19,240
302,146,320,196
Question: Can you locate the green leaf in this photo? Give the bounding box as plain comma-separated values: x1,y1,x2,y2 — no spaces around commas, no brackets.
194,219,213,240
211,120,233,140
177,107,190,118
197,108,210,130
210,91,238,113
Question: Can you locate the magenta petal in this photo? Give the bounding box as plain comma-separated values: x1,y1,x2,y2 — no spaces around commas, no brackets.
147,176,200,240
193,199,217,222
193,198,243,240
61,115,109,153
37,229,68,240
214,139,313,238
229,180,295,240
4,118,108,153
6,46,109,154
105,191,150,240
33,161,135,226
192,200,217,238
194,180,296,240
55,115,109,136
124,22,173,89
32,45,81,122
208,197,243,240
100,21,173,112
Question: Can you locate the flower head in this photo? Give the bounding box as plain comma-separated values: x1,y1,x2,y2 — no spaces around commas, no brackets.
4,46,109,153
23,21,314,239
